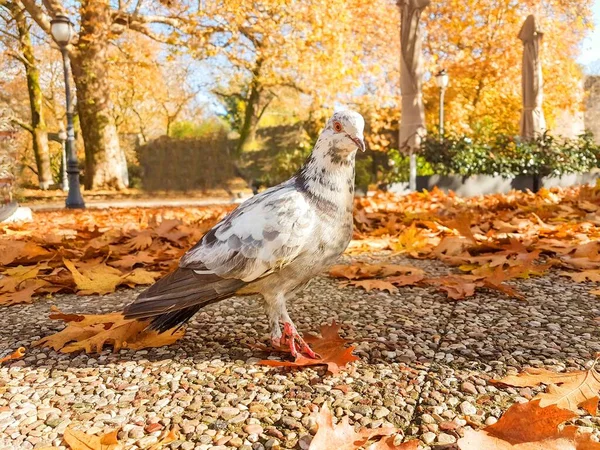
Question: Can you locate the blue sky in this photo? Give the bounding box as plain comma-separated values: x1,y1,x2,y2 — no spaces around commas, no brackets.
579,0,600,73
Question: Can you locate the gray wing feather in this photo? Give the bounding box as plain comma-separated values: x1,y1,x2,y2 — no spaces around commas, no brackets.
180,184,316,282
123,184,315,324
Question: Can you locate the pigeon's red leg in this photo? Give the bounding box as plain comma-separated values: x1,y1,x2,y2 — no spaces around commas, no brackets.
282,322,318,359
265,293,318,358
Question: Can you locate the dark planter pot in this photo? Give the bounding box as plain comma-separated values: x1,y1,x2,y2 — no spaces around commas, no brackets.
387,172,600,196
416,174,535,196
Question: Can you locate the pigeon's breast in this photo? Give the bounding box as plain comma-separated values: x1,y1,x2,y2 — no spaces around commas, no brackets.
249,208,353,297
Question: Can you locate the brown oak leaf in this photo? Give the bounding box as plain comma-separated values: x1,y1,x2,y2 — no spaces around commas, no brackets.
62,427,122,450
308,403,399,450
492,366,600,414
258,322,359,374
34,308,185,354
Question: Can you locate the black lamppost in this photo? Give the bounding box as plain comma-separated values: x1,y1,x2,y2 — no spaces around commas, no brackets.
50,15,85,209
435,69,449,142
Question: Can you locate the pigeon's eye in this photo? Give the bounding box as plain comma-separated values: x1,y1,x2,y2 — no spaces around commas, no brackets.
333,121,343,132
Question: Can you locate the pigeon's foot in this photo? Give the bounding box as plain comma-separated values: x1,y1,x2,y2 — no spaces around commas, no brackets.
275,322,318,359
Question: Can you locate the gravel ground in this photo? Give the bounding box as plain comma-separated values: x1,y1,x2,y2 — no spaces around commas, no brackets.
1,254,599,450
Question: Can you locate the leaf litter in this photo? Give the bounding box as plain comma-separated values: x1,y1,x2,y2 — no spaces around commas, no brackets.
4,186,600,447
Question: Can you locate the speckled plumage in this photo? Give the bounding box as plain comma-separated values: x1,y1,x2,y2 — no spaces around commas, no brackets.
124,111,365,347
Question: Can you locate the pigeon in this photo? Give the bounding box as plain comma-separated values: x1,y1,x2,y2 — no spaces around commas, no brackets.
123,110,365,358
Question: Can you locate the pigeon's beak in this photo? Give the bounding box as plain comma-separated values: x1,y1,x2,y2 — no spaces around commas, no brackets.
351,135,366,152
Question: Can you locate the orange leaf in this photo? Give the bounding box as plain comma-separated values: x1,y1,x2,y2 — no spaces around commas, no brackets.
258,321,359,374
560,270,600,282
0,279,47,306
493,366,600,414
148,426,180,450
125,230,153,251
484,400,576,444
426,275,479,300
0,240,52,265
63,260,122,295
458,425,600,449
308,403,397,450
579,396,598,416
34,308,185,354
385,273,425,286
447,213,477,242
345,279,398,293
365,437,420,450
62,427,122,450
108,251,156,270
0,347,25,364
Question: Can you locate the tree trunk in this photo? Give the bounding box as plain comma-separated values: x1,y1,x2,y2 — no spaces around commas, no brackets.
236,58,266,156
71,0,128,190
236,84,260,155
10,1,52,189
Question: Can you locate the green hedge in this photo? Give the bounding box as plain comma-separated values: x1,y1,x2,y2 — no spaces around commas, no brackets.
420,132,600,178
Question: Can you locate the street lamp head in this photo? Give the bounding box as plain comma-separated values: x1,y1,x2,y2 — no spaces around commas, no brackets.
435,69,449,89
50,15,73,47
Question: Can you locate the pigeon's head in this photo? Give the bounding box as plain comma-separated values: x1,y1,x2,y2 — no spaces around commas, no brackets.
321,110,366,155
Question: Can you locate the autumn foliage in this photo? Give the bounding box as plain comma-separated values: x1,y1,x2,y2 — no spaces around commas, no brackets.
342,183,600,300
0,205,232,305
2,185,600,448
458,361,600,449
257,322,359,374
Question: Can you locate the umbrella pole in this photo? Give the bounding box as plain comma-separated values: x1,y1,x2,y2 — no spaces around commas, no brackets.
409,152,417,190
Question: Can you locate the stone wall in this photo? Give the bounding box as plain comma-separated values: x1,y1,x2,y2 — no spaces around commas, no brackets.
585,76,600,144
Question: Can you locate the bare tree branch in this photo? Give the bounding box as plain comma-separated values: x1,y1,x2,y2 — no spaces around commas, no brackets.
19,0,52,35
0,26,20,41
124,21,185,46
10,116,33,133
7,48,30,66
41,0,64,15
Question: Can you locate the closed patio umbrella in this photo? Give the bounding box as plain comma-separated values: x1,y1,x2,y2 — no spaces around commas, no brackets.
519,14,546,141
398,0,429,190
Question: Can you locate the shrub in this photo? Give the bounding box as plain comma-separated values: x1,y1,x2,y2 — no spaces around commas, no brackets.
169,119,229,139
420,132,600,178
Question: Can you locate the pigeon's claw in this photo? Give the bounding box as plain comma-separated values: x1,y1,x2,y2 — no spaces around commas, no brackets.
281,322,319,359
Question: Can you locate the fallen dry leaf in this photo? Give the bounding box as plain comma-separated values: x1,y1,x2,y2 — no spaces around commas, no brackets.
392,223,434,255
493,366,600,414
365,437,420,450
458,424,600,450
63,260,123,295
4,185,600,309
62,427,122,450
345,279,398,293
1,279,47,306
119,268,161,287
258,321,359,374
124,230,154,251
0,206,232,305
34,308,185,354
0,240,52,265
0,347,25,364
330,263,425,293
308,403,398,450
425,275,478,300
329,263,423,281
0,264,41,292
108,251,156,270
148,426,180,450
484,400,577,444
560,270,600,282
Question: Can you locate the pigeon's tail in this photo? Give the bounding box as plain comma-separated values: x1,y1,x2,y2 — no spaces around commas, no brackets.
123,268,247,333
